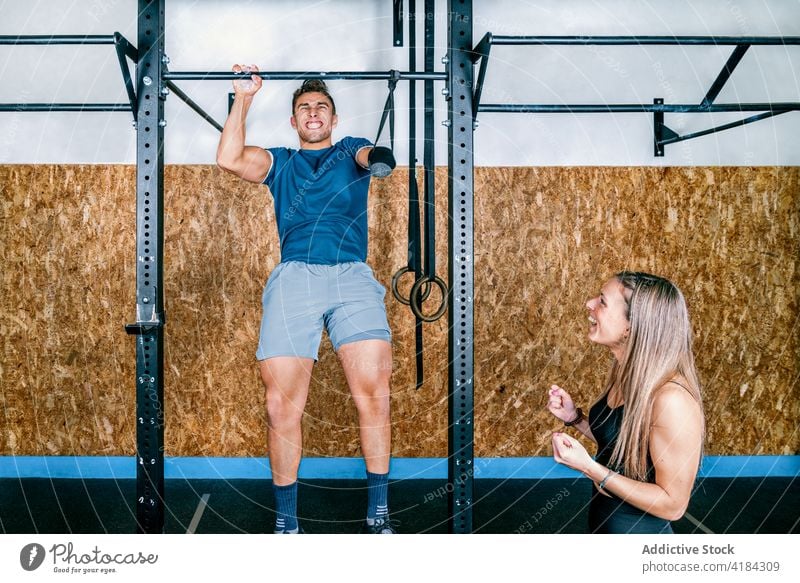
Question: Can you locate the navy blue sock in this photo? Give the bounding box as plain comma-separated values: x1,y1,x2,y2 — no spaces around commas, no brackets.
273,481,298,532
366,471,389,522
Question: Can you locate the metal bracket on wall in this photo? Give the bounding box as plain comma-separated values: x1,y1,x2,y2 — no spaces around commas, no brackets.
470,32,492,122
163,77,224,132
471,35,800,156
655,108,792,156
113,32,139,123
0,35,133,114
653,98,678,157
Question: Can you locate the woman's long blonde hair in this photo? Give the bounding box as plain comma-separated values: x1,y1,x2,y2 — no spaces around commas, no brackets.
602,271,704,481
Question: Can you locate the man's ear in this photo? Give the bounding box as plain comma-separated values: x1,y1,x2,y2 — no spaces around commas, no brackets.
331,114,338,129
290,115,297,130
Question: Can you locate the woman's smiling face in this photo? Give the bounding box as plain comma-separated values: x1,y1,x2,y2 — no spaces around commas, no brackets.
586,277,631,360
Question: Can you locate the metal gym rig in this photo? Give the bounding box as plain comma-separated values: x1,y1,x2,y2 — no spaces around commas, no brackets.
1,0,798,533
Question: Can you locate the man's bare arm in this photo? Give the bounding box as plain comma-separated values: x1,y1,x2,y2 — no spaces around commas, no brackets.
216,64,272,184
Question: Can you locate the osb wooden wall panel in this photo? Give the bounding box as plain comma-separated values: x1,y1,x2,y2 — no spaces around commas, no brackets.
474,167,799,458
1,165,797,458
1,166,135,455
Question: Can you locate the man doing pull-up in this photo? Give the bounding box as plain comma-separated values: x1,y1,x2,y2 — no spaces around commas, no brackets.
217,65,396,534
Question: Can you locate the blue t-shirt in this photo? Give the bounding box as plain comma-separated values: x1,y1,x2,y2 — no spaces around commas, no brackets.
263,136,372,264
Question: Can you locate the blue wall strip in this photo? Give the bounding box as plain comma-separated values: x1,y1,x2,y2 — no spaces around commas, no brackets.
1,455,797,480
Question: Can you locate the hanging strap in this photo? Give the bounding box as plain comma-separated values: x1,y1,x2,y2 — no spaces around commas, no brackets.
404,57,424,389
404,27,424,390
380,67,425,387
409,174,424,389
374,69,401,149
390,6,446,388
422,9,436,283
408,0,447,325
405,20,424,390
389,24,425,388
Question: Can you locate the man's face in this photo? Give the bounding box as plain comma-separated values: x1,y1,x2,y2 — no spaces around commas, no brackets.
291,91,338,147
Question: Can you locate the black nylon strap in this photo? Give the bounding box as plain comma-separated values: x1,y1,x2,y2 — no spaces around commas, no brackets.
374,69,401,150
423,0,436,280
408,175,422,273
407,6,424,389
410,176,424,389
404,0,446,325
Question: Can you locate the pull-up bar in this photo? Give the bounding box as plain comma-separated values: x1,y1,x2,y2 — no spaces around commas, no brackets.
0,104,131,112
488,35,800,46
164,69,446,133
163,70,447,81
0,35,117,45
478,103,800,113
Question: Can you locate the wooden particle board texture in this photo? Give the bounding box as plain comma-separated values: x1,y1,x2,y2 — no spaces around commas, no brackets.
473,167,799,458
0,165,797,458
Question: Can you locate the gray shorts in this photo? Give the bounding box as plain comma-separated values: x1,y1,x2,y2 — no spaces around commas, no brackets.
256,261,392,361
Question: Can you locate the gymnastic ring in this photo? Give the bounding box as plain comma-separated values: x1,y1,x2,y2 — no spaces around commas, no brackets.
392,266,431,305
409,275,448,323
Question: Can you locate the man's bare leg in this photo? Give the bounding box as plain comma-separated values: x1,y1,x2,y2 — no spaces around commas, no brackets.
260,356,313,532
338,339,393,531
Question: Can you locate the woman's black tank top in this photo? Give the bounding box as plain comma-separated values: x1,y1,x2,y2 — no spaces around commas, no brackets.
587,392,673,534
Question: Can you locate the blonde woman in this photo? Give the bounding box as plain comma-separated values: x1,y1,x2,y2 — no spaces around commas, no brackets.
547,272,704,533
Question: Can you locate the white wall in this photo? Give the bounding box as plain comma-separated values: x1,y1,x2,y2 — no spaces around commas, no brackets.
0,0,798,165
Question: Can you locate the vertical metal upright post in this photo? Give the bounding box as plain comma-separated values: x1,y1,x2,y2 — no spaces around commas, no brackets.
134,0,166,533
446,0,474,534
